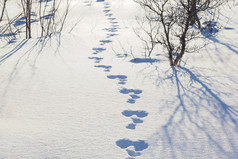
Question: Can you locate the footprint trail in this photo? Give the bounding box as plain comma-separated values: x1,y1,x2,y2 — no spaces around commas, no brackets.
91,1,149,158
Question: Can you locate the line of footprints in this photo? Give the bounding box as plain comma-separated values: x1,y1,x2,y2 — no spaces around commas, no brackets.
88,1,149,158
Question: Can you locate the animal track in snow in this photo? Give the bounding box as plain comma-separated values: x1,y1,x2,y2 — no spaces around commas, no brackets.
116,139,148,157
122,110,148,118
120,88,142,95
105,13,113,17
108,17,116,21
126,149,141,157
94,65,112,72
104,9,111,13
116,53,128,58
107,75,127,85
106,33,119,38
119,88,142,104
110,21,118,25
99,39,112,45
103,27,119,33
88,57,103,63
92,47,106,54
92,1,149,157
122,110,148,129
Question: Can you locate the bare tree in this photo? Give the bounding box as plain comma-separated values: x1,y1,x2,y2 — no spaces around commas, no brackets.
59,0,71,32
38,0,71,37
0,0,73,42
134,0,224,66
0,0,7,22
21,0,33,39
39,0,53,37
0,0,20,42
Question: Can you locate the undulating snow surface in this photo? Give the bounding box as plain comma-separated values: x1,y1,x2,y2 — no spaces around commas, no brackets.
0,0,238,159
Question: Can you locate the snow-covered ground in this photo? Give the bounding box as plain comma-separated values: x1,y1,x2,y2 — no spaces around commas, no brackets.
0,0,238,158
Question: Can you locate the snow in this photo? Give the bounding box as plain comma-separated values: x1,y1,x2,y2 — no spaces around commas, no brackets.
0,0,238,159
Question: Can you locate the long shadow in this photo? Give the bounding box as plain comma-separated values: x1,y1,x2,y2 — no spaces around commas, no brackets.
208,36,238,55
1,34,61,64
129,58,160,64
152,66,238,158
178,67,237,125
0,35,63,102
201,21,238,55
0,39,28,64
14,15,38,27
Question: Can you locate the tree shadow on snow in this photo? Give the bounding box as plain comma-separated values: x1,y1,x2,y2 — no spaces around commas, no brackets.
0,34,62,101
0,39,28,64
129,58,160,64
147,66,238,158
0,34,62,66
201,20,238,55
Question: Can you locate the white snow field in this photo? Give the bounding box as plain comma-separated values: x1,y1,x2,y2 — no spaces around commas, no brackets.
0,0,238,159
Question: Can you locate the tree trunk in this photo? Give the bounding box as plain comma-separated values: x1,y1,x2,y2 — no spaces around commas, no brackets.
25,0,31,39
0,0,7,22
173,10,191,66
169,51,174,66
190,0,197,26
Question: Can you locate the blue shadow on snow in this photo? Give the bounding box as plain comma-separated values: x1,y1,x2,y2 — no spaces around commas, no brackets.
122,110,148,118
119,88,142,104
0,39,28,63
200,20,238,55
129,58,160,64
107,75,127,85
99,39,112,45
92,47,106,54
120,88,142,95
116,139,148,151
122,110,148,129
153,66,238,158
94,65,112,72
88,56,103,63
